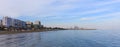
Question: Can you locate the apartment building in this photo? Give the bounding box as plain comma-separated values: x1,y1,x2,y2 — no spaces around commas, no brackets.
2,16,13,28
2,16,26,29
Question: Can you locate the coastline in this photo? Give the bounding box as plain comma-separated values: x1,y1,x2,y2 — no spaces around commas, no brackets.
0,29,96,35
0,29,58,35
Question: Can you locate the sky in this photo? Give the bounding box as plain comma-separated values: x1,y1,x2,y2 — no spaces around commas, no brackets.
0,0,120,30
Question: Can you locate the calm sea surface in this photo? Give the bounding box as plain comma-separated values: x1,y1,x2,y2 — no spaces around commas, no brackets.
0,30,120,47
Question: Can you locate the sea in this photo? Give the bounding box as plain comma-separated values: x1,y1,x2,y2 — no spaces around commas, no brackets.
0,30,120,47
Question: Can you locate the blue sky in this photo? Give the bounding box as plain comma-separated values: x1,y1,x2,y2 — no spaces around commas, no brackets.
0,0,120,30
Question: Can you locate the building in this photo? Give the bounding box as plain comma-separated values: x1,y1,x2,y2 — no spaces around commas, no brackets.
26,21,33,29
0,20,2,27
34,21,41,25
21,21,26,28
33,21,41,29
2,16,13,28
13,19,26,28
2,16,26,29
0,16,43,30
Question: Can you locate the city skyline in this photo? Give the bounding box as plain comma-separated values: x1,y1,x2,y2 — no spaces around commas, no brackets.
0,0,120,30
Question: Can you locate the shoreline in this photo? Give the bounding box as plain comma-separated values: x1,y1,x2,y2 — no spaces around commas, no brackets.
0,29,96,35
0,29,57,35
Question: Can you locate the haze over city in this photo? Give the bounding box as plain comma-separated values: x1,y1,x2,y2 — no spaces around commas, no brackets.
0,0,120,30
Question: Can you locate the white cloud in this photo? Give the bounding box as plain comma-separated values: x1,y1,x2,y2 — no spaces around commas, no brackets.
0,0,118,18
80,12,120,21
0,0,81,18
0,0,56,17
80,18,91,21
79,12,120,30
93,0,120,6
79,8,110,15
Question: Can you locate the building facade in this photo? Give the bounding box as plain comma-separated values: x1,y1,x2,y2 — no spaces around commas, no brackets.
2,16,26,29
0,20,2,27
0,16,42,30
26,21,33,29
13,19,26,28
33,21,41,29
2,16,13,28
34,21,41,25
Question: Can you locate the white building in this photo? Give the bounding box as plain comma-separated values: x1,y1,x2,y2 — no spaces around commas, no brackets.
33,21,42,29
2,16,13,28
34,21,41,25
2,16,26,28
